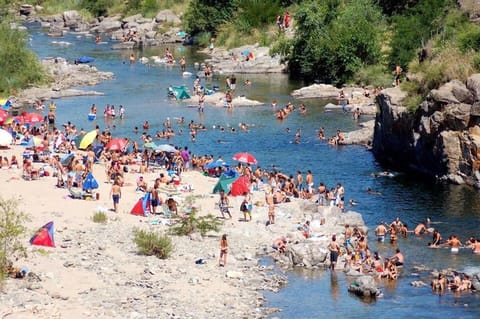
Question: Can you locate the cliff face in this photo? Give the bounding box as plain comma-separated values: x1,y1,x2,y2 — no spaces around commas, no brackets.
373,75,480,187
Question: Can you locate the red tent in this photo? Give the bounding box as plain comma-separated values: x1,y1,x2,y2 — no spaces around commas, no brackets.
130,193,151,216
30,221,55,247
229,175,251,196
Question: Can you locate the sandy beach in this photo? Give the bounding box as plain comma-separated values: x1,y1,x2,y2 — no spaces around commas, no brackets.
0,144,317,319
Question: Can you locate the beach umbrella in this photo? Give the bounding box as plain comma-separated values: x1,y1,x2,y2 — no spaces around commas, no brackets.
144,142,157,149
79,130,97,150
23,136,42,148
0,128,13,146
83,172,99,191
155,144,176,153
60,153,75,166
105,138,129,152
232,152,258,165
204,159,230,169
23,112,44,124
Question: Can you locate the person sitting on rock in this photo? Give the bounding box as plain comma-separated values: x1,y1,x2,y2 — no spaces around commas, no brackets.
272,237,287,254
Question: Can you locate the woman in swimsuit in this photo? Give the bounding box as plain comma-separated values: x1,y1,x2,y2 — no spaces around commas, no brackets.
218,234,228,266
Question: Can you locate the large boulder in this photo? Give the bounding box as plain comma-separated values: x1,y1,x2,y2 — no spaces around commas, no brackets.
348,275,381,299
467,74,480,102
155,10,181,24
291,84,339,99
429,80,473,105
63,10,82,28
92,17,122,34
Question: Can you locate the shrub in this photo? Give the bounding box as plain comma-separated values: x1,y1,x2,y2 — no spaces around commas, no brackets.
0,22,46,95
353,64,393,88
133,228,173,259
170,212,222,237
0,197,30,278
92,211,107,223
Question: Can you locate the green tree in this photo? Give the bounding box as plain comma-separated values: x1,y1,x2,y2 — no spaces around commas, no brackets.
81,0,113,17
0,197,30,276
235,0,281,33
288,0,383,84
183,0,237,35
0,21,46,95
389,0,455,70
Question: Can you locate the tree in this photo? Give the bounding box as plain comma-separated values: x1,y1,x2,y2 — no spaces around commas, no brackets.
183,0,237,36
288,0,384,84
0,21,46,95
0,197,30,275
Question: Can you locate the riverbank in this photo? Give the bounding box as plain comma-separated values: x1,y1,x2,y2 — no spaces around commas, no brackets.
0,143,367,318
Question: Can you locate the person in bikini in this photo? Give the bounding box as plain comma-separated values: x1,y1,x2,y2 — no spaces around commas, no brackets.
218,234,228,267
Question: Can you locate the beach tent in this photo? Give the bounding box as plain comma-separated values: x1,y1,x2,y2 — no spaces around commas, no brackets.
172,86,190,100
131,192,151,216
230,175,251,196
30,221,55,247
83,172,99,192
212,172,239,194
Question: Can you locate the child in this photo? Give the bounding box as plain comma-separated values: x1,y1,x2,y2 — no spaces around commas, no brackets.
218,234,228,267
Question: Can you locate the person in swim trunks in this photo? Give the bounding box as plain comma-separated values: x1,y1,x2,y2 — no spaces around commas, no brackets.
110,180,121,213
375,222,387,242
444,234,462,253
390,248,404,266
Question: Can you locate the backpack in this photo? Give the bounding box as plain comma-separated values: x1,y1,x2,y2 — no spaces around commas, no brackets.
240,201,247,211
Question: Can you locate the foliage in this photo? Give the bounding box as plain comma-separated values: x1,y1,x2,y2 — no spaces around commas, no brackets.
376,0,420,16
0,197,30,277
0,22,46,95
183,0,237,36
170,212,222,237
388,0,455,70
288,0,384,84
81,0,113,17
353,64,392,88
235,0,281,33
92,211,107,223
133,228,173,259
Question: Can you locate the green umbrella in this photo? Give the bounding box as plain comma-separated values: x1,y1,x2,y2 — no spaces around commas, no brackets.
144,142,157,149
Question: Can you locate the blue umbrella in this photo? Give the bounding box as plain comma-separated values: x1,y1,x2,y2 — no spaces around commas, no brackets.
83,172,99,191
204,159,230,169
61,153,75,166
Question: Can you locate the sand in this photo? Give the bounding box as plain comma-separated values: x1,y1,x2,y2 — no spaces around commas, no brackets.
0,144,295,318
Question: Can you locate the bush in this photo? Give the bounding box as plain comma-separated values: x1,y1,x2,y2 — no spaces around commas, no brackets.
133,228,173,259
0,22,46,95
92,211,107,223
170,212,222,237
354,64,393,88
0,197,30,277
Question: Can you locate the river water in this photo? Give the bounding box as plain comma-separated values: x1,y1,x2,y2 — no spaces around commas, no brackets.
26,24,480,318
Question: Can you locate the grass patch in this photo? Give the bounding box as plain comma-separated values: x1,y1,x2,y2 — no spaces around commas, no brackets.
92,211,107,223
33,247,52,256
133,228,173,259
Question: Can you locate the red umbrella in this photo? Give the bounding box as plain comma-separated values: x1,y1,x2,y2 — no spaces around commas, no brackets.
105,138,129,152
23,113,44,124
232,152,258,165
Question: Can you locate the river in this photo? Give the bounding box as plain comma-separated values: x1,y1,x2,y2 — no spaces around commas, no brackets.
26,24,480,318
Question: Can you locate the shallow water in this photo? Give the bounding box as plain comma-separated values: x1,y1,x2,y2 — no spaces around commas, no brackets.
26,24,480,318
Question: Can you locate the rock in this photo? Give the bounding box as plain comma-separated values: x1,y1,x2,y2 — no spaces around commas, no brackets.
444,103,471,130
63,10,82,29
429,80,473,105
467,74,480,102
155,10,181,24
291,84,339,99
343,120,374,146
347,275,381,299
226,271,244,279
92,17,122,34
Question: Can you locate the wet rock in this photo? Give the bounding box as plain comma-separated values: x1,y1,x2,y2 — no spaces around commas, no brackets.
348,275,381,299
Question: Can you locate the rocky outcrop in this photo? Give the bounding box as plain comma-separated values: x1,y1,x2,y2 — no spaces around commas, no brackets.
205,45,286,74
373,76,480,187
348,275,381,299
343,120,375,146
10,57,113,107
19,7,184,48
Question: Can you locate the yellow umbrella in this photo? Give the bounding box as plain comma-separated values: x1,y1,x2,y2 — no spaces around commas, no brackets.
0,99,7,106
79,130,97,150
4,117,14,125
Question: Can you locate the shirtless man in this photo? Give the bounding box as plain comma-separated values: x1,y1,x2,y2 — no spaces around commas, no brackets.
444,235,462,253
470,238,480,254
390,248,404,266
375,222,388,242
110,180,122,213
306,170,314,194
317,182,326,206
344,224,353,253
414,223,427,235
328,234,341,270
296,171,303,191
272,237,287,253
